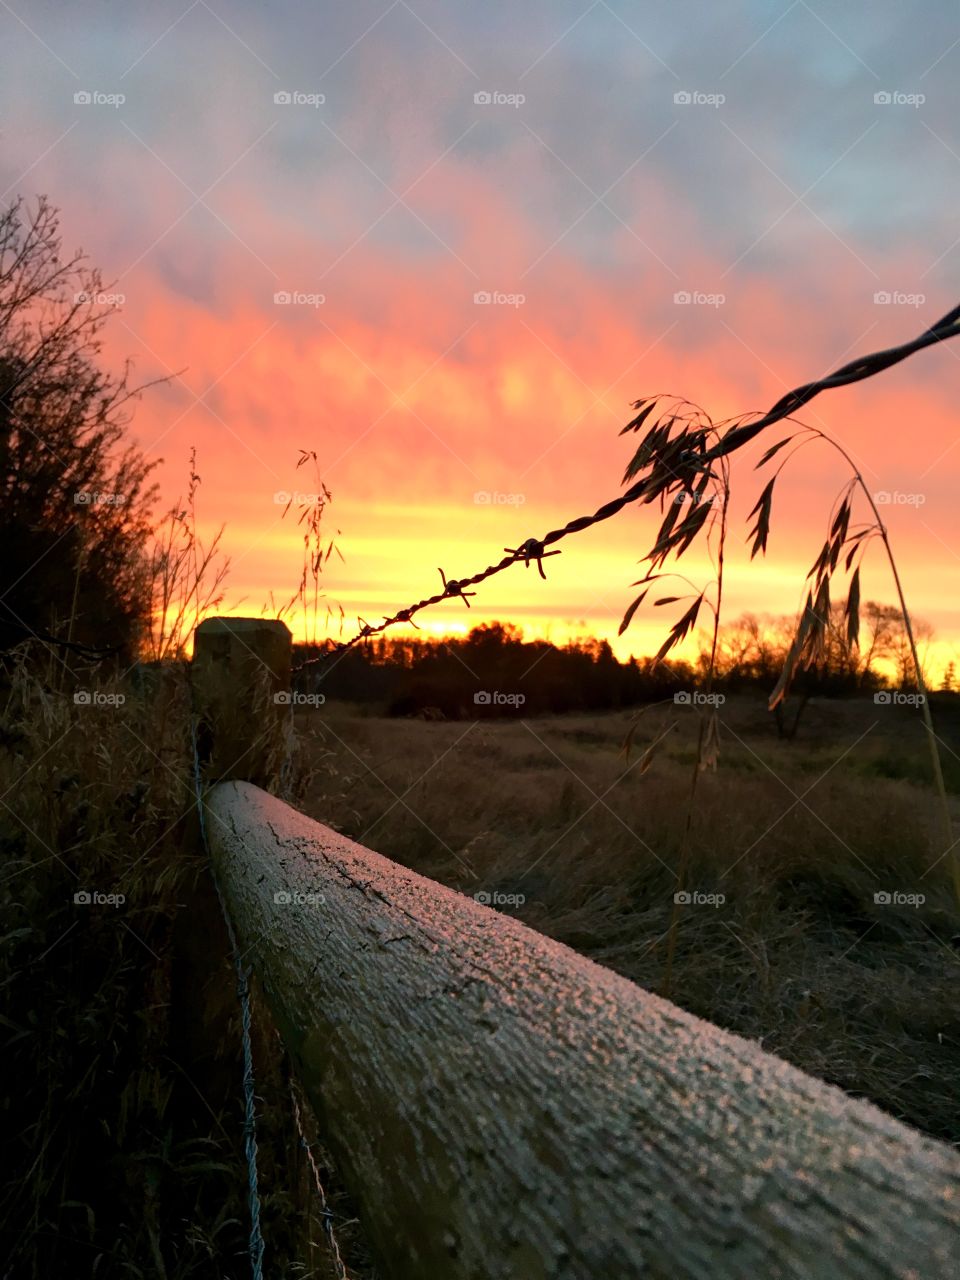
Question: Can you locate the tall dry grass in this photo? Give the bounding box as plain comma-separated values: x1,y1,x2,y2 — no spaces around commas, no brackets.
0,654,373,1278
299,697,960,1147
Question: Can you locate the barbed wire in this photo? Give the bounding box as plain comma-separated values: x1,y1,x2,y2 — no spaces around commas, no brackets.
289,1078,351,1280
293,301,960,675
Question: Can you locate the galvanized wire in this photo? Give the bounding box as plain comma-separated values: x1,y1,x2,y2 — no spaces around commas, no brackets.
294,301,960,674
188,684,266,1280
289,1078,351,1280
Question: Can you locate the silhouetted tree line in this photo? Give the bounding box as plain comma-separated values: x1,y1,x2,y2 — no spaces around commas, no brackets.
699,605,935,695
697,604,944,736
295,622,694,718
294,601,942,721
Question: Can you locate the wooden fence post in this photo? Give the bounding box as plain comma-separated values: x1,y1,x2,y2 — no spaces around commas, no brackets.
191,617,292,788
204,778,960,1280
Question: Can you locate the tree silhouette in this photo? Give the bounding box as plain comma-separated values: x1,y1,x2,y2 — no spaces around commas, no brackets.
0,196,159,662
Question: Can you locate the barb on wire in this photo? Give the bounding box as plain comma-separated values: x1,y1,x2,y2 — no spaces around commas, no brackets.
289,1078,351,1280
293,301,960,675
505,538,561,580
438,566,477,607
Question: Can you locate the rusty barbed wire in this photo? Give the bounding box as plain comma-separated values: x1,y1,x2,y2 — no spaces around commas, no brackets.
293,301,960,675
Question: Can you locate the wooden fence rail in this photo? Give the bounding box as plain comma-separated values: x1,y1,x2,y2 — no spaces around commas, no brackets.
194,619,960,1280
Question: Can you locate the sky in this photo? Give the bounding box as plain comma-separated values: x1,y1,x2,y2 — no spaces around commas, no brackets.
2,0,959,674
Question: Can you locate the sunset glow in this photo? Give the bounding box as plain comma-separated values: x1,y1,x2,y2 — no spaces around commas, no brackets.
8,9,960,1276
5,2,958,674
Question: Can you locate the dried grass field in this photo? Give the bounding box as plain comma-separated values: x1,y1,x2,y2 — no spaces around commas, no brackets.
297,692,960,1148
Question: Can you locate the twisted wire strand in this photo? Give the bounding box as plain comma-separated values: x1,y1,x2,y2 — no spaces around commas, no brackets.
188,676,266,1280
289,1079,351,1280
293,302,960,675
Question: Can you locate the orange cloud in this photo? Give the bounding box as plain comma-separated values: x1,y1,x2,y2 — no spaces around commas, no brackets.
73,175,956,681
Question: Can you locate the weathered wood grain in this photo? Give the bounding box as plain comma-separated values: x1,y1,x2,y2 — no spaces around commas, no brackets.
206,779,960,1280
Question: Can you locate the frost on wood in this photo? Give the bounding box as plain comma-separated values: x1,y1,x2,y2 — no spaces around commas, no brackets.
206,780,960,1280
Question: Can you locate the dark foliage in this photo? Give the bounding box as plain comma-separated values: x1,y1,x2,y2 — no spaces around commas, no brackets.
293,614,915,723
0,196,159,663
296,622,692,718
